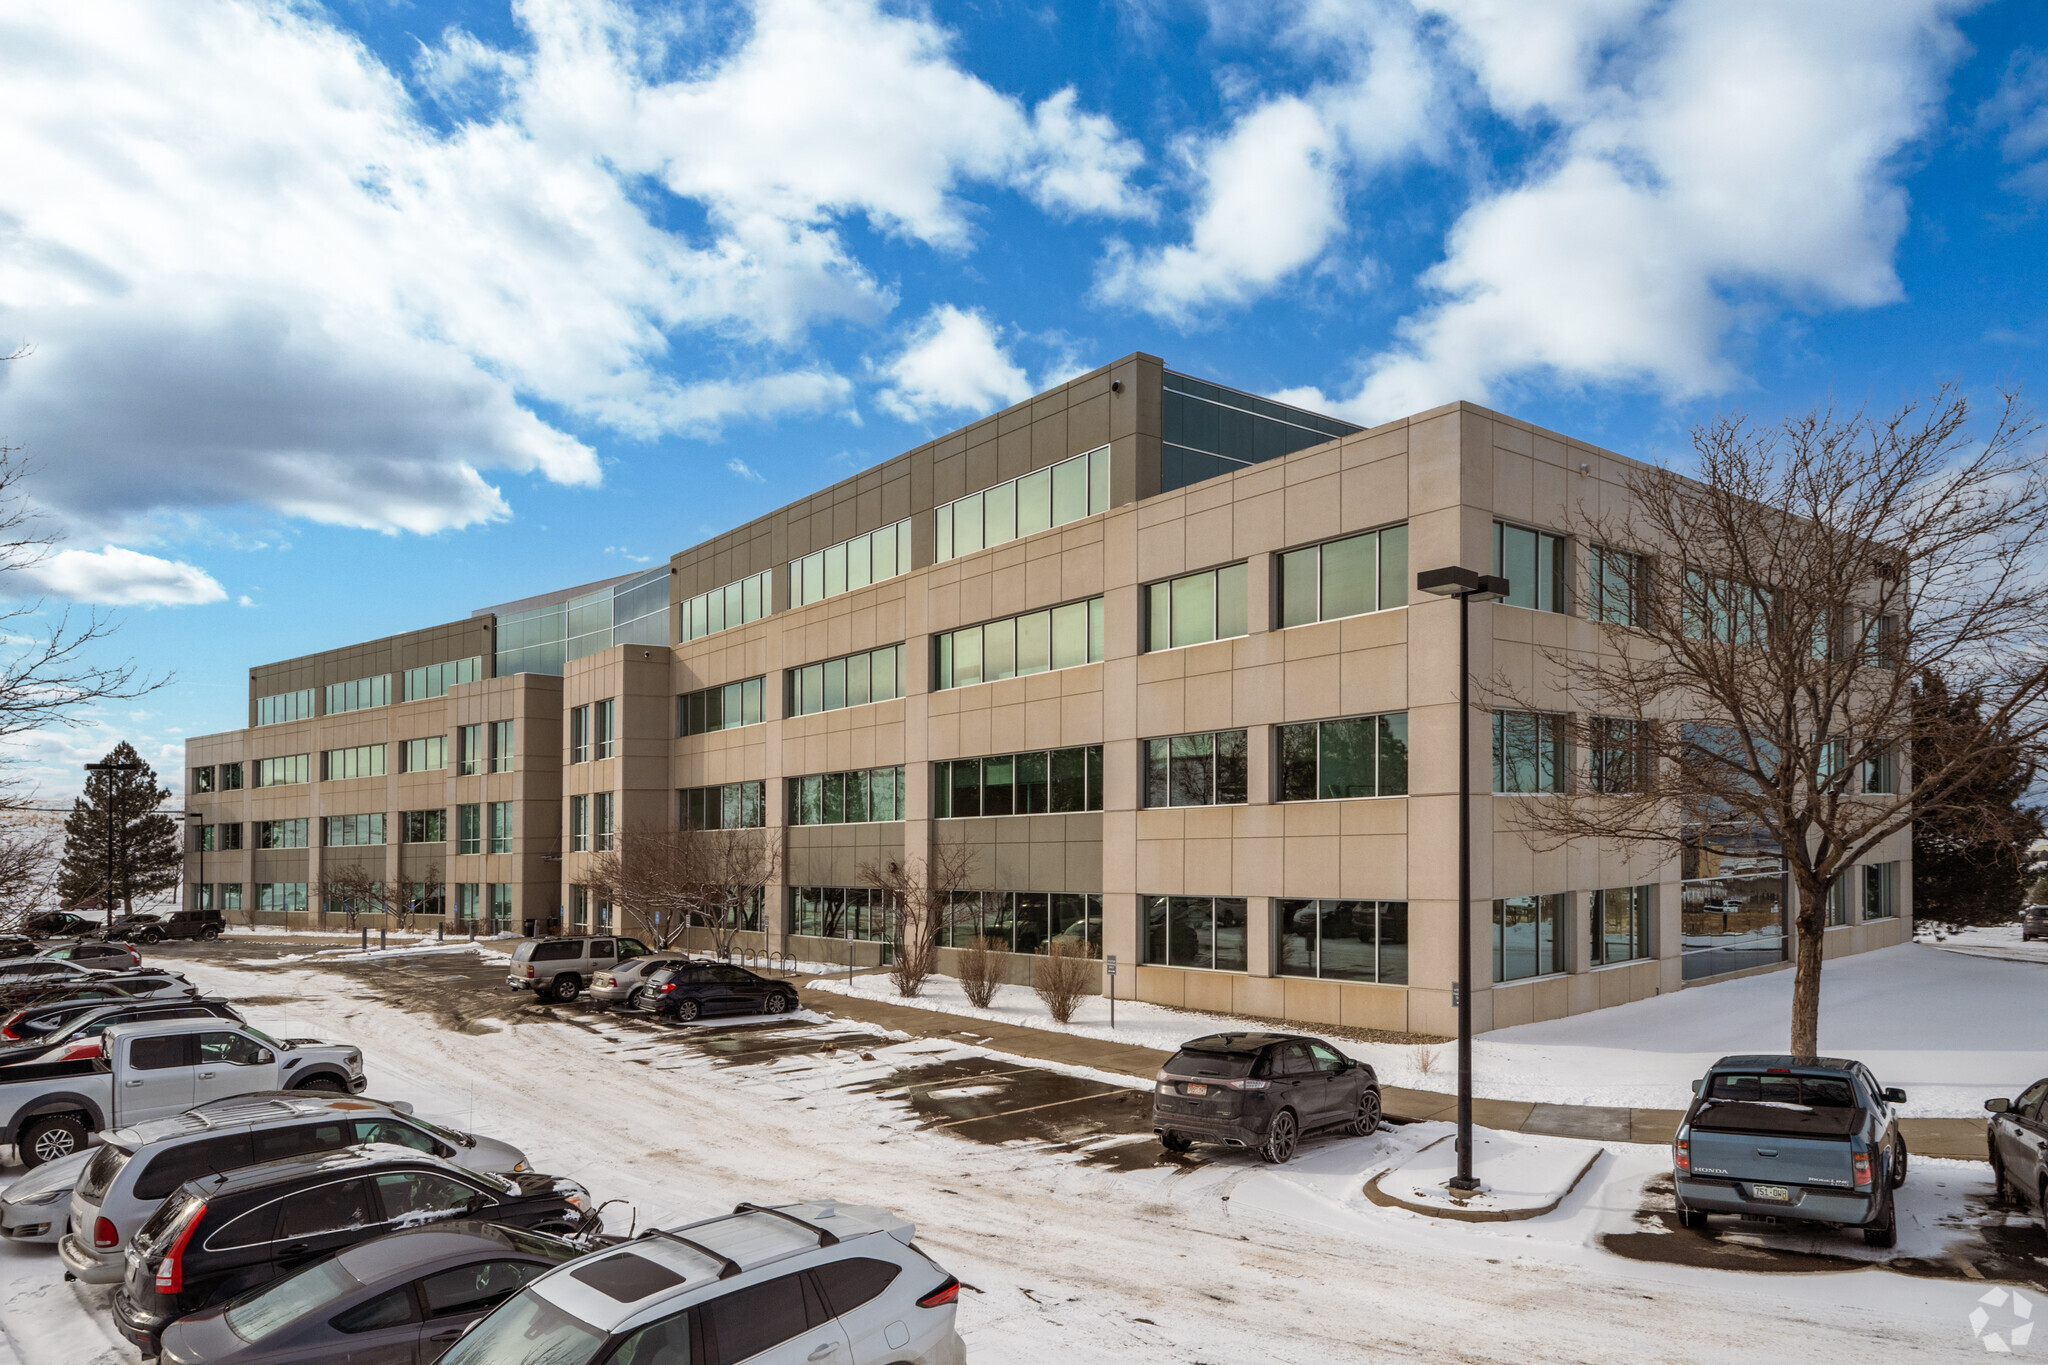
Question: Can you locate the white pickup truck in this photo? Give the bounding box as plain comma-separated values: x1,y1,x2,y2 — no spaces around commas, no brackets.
0,1017,364,1167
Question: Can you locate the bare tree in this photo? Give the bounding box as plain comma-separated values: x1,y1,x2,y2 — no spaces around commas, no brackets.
0,814,57,934
314,865,386,930
587,826,780,958
858,838,977,998
1495,386,2048,1055
696,828,780,962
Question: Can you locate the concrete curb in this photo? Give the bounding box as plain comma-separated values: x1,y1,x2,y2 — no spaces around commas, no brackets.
1361,1135,1604,1223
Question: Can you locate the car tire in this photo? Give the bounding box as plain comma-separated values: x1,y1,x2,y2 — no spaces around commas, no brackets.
1890,1138,1908,1189
1675,1204,1708,1230
139,930,161,945
765,992,793,1014
629,987,651,1010
1989,1155,2010,1205
201,926,220,941
550,974,581,1003
675,999,701,1023
1862,1186,1897,1249
1259,1109,1299,1164
19,1114,86,1168
1351,1090,1383,1137
294,1075,346,1094
1160,1131,1194,1153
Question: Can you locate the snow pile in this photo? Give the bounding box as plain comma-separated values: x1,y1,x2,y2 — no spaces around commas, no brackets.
1368,1132,1601,1218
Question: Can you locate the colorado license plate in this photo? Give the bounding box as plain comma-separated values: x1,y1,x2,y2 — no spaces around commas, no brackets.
1184,1082,1209,1097
1750,1183,1790,1202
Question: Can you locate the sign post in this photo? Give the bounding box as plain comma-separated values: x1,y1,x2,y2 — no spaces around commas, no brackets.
1105,953,1117,1030
845,924,855,987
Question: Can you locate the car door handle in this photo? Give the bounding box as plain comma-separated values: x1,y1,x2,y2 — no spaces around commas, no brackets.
198,1071,217,1079
280,1241,309,1256
123,1079,142,1087
807,1345,839,1361
1755,1149,1777,1157
429,1328,464,1342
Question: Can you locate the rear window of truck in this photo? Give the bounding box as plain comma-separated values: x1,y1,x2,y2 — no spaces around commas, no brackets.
1693,1072,1861,1136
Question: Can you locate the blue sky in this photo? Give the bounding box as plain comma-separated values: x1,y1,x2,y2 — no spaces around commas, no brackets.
0,0,2044,802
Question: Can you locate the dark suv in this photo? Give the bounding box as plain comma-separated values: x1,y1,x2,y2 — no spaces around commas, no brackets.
26,911,100,939
106,908,225,944
1153,1032,1382,1164
2024,906,2046,943
111,1143,596,1355
636,963,799,1021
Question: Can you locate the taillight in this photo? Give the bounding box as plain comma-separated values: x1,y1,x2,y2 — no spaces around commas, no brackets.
1853,1152,1873,1187
524,966,535,978
0,1013,21,1040
1673,1134,1690,1174
917,1276,960,1308
1228,1078,1269,1091
154,1204,205,1293
93,1217,118,1249
58,1039,102,1062
660,983,675,993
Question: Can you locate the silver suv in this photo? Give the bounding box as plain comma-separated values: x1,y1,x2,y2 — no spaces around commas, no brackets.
57,1090,530,1283
443,1199,967,1365
508,935,651,1002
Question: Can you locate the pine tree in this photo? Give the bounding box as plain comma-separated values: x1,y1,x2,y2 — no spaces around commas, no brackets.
1913,671,2045,927
57,741,181,924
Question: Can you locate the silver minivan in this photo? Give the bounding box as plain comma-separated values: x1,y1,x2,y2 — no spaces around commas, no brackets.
57,1091,529,1284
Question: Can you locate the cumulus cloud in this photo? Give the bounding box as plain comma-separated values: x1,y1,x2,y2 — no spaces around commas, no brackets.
1981,48,2048,199
874,306,1036,422
15,547,227,607
0,0,1145,540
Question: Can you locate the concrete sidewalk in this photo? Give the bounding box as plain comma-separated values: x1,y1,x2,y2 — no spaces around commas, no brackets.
810,983,1989,1161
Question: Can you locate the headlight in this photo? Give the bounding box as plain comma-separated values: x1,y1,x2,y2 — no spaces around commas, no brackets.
15,1189,67,1207
513,1161,529,1172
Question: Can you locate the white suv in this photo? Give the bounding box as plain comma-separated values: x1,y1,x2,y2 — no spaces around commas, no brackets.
442,1199,967,1365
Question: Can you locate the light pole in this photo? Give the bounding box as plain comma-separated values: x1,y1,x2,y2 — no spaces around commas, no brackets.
83,759,143,937
185,810,205,920
1416,566,1509,1192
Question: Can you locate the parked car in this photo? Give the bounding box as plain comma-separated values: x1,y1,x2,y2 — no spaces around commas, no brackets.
0,970,198,1013
0,1016,365,1167
1153,1032,1382,1164
1673,1054,1909,1247
61,1092,532,1283
588,954,694,1010
112,1144,597,1355
0,1146,93,1243
0,934,36,960
38,939,143,969
0,997,244,1062
26,910,101,939
157,1222,588,1365
440,1200,966,1365
635,962,799,1022
105,908,226,944
1986,1076,2048,1228
2024,906,2047,943
506,935,651,1003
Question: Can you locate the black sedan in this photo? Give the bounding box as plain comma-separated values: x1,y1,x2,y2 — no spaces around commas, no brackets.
113,1144,596,1355
0,935,35,960
635,962,799,1021
1153,1032,1382,1163
25,910,101,938
158,1222,588,1364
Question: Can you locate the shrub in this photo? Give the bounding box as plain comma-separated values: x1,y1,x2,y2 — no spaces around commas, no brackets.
956,936,1003,1009
1033,941,1092,1025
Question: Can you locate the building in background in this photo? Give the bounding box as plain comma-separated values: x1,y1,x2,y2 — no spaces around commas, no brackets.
183,353,1911,1034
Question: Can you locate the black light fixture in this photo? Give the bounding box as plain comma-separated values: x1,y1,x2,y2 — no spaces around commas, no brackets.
84,759,144,936
1416,565,1508,1192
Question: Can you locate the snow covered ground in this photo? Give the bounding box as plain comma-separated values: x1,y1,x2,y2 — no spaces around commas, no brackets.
812,943,2048,1117
1917,921,2048,966
0,950,2032,1362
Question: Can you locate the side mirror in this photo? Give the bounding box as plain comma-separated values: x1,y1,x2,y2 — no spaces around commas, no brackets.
254,1048,275,1065
1883,1087,1907,1104
1986,1097,2011,1113
1690,1079,1702,1095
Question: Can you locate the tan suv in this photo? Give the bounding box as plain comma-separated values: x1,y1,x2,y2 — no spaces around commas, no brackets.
507,935,651,1002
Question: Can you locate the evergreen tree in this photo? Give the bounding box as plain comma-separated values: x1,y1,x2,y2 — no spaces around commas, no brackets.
1913,671,2045,926
57,741,181,923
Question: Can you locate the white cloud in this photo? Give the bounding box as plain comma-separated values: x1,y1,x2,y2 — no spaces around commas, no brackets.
14,547,226,607
0,0,1144,540
725,459,766,483
1981,48,2048,199
875,306,1036,423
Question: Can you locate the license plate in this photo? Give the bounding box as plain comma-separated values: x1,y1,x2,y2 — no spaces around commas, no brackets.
1184,1083,1208,1097
1750,1183,1790,1202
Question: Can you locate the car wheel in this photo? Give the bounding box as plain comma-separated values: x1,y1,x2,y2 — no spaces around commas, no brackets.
629,987,650,1010
1676,1204,1709,1230
674,998,701,1022
1259,1109,1299,1164
294,1075,346,1094
1351,1089,1383,1137
1160,1131,1194,1154
765,992,793,1015
1862,1186,1897,1249
550,974,581,1003
1989,1155,2011,1206
1890,1138,1908,1189
19,1114,86,1168
140,930,161,945
201,926,220,940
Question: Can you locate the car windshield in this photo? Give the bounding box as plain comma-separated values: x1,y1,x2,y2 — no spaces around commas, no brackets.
224,1258,361,1342
412,1115,471,1147
1165,1048,1258,1079
238,1024,286,1049
437,1287,606,1365
1694,1072,1862,1136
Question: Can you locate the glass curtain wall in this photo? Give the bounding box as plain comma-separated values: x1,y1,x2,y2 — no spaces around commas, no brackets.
1161,372,1360,492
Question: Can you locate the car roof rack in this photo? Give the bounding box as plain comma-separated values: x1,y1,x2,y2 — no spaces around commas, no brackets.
734,1202,839,1247
640,1228,743,1279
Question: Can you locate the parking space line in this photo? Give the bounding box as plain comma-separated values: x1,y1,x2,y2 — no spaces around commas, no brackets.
929,1087,1137,1128
883,1066,1037,1093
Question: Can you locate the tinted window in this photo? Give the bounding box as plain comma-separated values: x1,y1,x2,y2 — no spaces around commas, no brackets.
127,1035,192,1070
698,1273,819,1365
591,940,616,958
714,967,752,983
253,1121,351,1163
534,942,580,963
332,1285,419,1333
812,1258,901,1316
225,1260,359,1343
1163,1048,1255,1079
1695,1073,1860,1136
355,1118,440,1153
2018,1079,2048,1120
79,1144,133,1201
136,1135,254,1201
207,1198,281,1251
1278,1043,1315,1076
279,1178,377,1238
610,1311,694,1365
419,1259,545,1318
375,1171,481,1223
1306,1042,1346,1072
197,1031,267,1066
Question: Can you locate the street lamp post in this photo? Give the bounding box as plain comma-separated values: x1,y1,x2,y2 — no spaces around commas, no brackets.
83,759,143,938
186,810,205,921
1416,566,1509,1192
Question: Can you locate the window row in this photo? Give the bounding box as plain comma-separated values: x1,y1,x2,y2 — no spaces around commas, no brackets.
254,754,309,788
681,781,766,831
324,813,385,847
1825,861,1901,925
790,520,912,608
256,883,307,914
190,763,242,793
1146,563,1248,652
455,802,515,855
452,883,516,924
935,446,1108,563
322,745,386,781
1279,524,1408,627
788,885,891,941
789,766,907,826
680,678,767,736
403,656,482,702
255,819,308,849
1135,895,1411,984
255,689,314,726
1495,885,1657,983
325,674,390,715
932,745,1104,818
193,884,242,912
570,699,616,762
457,721,515,775
1143,730,1247,808
788,645,904,718
934,597,1103,690
1492,712,1899,796
196,823,243,852
568,793,614,853
1277,714,1408,800
943,891,1103,957
402,735,447,773
681,570,772,642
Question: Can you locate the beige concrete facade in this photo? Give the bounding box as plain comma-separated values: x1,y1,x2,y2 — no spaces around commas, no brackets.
185,356,1911,1032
